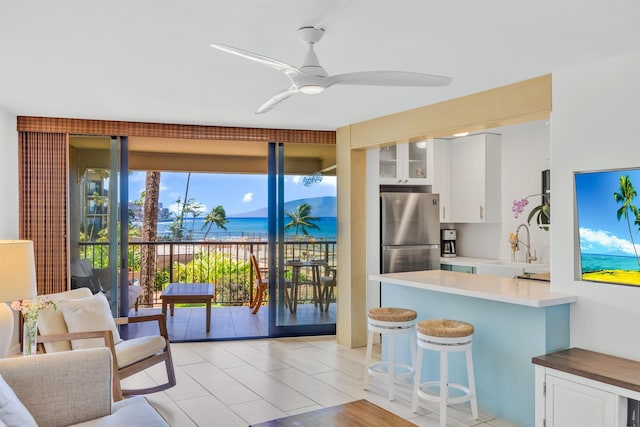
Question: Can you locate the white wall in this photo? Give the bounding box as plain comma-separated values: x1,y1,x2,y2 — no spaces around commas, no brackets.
454,124,551,262
552,51,640,359
0,108,20,354
0,109,18,239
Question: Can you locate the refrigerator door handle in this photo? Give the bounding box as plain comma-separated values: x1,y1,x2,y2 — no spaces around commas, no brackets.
382,244,440,250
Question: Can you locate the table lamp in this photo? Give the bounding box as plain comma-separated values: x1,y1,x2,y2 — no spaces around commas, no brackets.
0,240,37,357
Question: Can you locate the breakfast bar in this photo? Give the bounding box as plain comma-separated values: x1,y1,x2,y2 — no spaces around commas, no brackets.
369,270,577,427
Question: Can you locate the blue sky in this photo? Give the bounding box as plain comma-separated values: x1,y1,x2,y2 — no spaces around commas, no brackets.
128,171,337,216
576,169,640,256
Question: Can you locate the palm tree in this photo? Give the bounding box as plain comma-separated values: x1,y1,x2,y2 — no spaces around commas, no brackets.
613,175,640,266
185,199,204,240
177,172,192,234
141,171,160,304
202,205,229,239
284,203,320,236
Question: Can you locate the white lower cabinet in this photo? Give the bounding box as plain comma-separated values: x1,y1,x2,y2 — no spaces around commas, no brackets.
535,364,635,427
545,374,615,427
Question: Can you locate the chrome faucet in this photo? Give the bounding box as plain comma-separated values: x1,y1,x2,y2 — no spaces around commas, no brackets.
516,223,537,263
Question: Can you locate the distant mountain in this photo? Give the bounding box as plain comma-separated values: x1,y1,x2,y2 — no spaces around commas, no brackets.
230,196,336,218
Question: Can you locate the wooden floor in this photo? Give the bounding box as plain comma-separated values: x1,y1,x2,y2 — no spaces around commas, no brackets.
126,303,336,341
250,399,417,426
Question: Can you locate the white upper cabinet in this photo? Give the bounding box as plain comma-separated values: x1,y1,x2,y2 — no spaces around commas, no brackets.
379,142,432,185
450,134,501,223
374,134,500,224
431,138,452,222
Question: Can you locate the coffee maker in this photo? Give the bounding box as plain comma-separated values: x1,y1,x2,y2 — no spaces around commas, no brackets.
441,229,457,257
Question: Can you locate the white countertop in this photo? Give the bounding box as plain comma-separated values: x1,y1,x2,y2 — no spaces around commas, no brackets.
369,270,576,308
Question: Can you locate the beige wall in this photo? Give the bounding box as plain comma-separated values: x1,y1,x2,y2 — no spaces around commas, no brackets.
335,75,552,347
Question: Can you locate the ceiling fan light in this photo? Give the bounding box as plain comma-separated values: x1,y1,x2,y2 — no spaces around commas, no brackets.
299,85,324,95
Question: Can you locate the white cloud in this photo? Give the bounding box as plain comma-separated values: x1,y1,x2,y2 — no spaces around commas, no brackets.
318,176,337,187
580,242,594,251
168,202,181,216
579,228,639,255
168,202,206,216
242,192,254,202
288,174,336,188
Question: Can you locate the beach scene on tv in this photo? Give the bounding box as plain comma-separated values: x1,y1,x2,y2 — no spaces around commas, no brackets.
575,169,640,286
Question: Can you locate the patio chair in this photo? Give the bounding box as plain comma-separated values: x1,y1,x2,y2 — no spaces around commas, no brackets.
250,254,296,314
320,265,337,311
250,253,269,314
36,287,176,401
71,258,142,311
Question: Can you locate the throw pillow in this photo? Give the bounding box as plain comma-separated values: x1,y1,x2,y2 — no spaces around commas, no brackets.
0,374,37,427
58,293,123,350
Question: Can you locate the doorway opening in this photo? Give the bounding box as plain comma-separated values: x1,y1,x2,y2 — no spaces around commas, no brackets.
69,135,336,341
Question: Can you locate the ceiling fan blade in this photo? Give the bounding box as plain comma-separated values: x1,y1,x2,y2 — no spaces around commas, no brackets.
256,87,299,114
326,71,452,88
210,43,299,73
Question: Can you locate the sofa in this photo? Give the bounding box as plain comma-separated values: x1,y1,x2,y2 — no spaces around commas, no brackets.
0,348,168,427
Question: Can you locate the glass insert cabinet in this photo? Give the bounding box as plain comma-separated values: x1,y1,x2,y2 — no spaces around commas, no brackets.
379,141,431,185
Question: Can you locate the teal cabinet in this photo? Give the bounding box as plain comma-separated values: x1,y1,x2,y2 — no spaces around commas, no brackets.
441,264,476,274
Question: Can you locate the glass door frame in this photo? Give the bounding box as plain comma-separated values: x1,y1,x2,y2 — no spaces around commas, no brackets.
266,142,336,337
116,136,130,318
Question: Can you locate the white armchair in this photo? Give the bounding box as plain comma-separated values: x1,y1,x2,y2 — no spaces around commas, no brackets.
0,348,168,427
36,288,176,401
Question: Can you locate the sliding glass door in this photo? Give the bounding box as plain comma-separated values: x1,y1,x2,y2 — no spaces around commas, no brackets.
267,142,336,336
69,136,129,317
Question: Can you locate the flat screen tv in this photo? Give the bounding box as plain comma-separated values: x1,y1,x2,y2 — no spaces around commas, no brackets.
575,168,640,286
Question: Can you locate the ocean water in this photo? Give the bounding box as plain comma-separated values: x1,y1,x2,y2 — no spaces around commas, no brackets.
153,217,336,241
580,253,640,273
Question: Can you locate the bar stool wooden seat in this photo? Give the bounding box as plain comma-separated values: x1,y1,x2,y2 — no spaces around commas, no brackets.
363,307,417,400
412,319,478,427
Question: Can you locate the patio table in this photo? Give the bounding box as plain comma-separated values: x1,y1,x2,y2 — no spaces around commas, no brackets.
285,260,327,314
160,283,215,332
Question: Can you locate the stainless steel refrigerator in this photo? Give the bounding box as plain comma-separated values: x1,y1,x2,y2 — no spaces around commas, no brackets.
381,192,441,273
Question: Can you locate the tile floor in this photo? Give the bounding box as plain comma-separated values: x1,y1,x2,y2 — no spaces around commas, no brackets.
128,305,336,341
122,335,517,427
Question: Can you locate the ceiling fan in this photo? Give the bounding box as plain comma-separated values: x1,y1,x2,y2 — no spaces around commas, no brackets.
210,26,452,114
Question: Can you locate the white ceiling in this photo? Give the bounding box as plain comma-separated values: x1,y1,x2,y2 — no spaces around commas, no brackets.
1,1,640,132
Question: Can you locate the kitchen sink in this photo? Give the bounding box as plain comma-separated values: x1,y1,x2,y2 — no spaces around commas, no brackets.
485,260,549,272
473,260,549,278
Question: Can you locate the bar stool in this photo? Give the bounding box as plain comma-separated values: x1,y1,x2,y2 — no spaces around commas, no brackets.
412,319,478,427
363,307,417,400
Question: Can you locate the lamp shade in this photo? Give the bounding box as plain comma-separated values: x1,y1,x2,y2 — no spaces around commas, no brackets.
0,240,37,302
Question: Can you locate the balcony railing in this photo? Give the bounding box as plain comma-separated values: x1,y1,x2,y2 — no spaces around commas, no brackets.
78,240,337,308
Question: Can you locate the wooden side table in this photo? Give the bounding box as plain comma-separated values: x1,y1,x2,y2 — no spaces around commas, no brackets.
160,283,215,332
